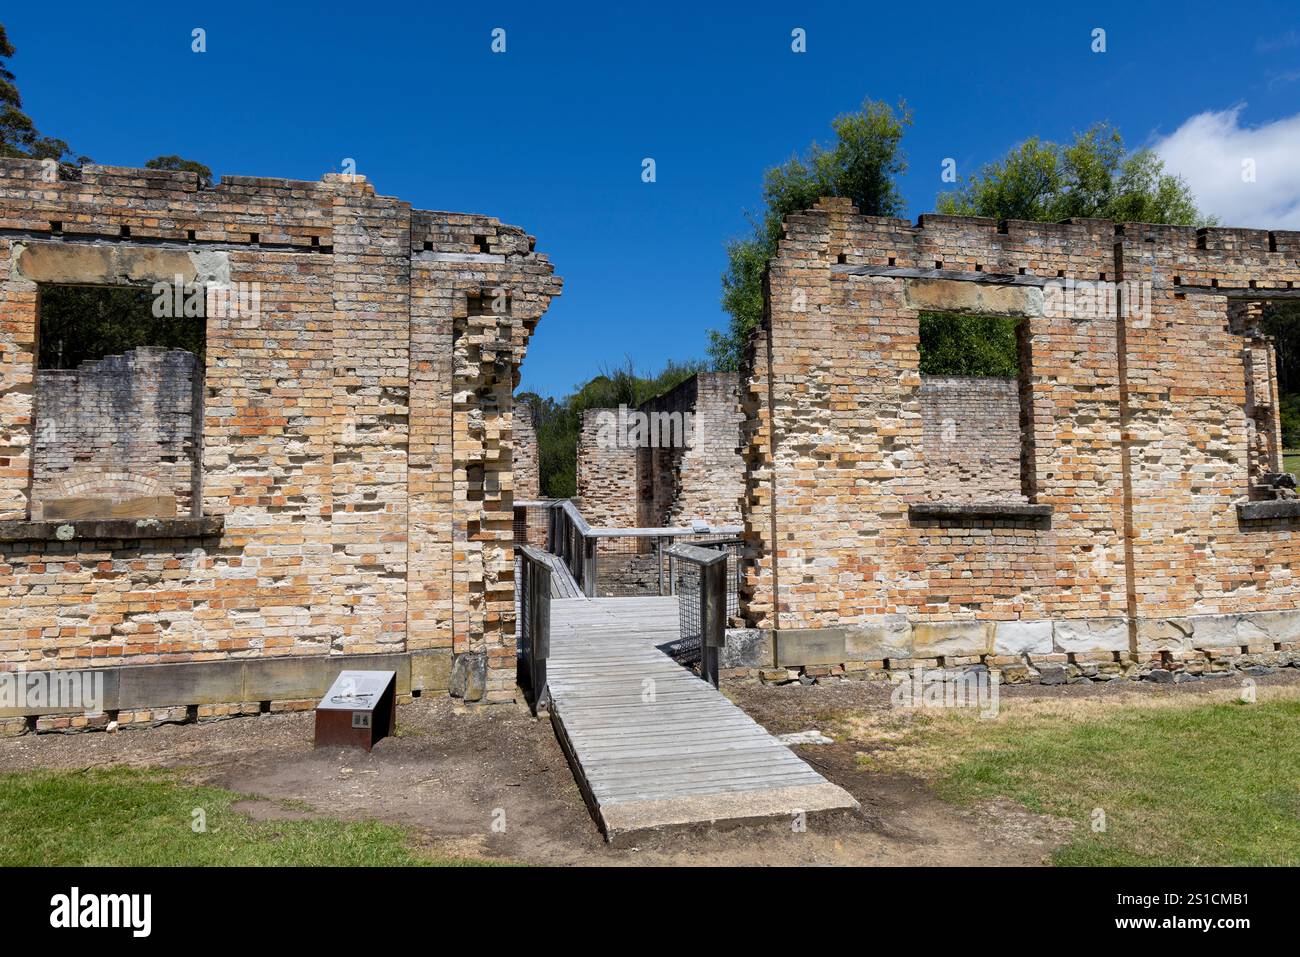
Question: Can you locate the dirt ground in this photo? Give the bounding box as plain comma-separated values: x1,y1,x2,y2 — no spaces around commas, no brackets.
6,671,1296,866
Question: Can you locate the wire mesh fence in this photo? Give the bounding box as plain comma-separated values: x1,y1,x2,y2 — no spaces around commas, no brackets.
513,502,552,548
590,534,743,600
662,538,741,671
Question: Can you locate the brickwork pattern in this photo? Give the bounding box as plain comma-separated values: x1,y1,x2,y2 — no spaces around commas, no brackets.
741,199,1300,665
513,409,541,500
0,161,561,705
577,373,744,532
918,375,1023,501
32,347,200,518
575,408,638,527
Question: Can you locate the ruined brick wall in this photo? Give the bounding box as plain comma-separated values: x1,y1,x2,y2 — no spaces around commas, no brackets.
918,375,1023,501
31,347,200,519
0,161,560,706
513,408,541,500
741,198,1300,673
581,374,744,532
575,408,637,527
651,372,744,528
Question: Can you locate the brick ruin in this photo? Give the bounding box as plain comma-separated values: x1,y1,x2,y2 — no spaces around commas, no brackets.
0,159,561,729
736,198,1300,685
575,407,639,527
918,376,1023,502
575,372,744,530
32,347,203,520
513,407,541,501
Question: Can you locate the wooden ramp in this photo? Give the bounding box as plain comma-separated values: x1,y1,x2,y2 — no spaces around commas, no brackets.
515,550,583,600
536,549,582,599
547,596,858,839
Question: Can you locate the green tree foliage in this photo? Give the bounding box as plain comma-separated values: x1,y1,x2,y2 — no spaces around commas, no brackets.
709,99,912,370
38,285,205,369
0,24,83,163
517,358,708,498
925,124,1212,378
918,314,1019,377
937,123,1209,226
145,154,214,188
1263,303,1300,450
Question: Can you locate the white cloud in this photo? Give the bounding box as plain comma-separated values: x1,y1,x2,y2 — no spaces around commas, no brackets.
1152,106,1300,228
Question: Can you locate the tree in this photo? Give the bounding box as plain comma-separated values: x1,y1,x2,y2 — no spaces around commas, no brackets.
0,23,83,164
923,124,1213,378
937,123,1209,226
918,314,1019,377
1262,303,1300,451
145,154,214,188
709,98,912,370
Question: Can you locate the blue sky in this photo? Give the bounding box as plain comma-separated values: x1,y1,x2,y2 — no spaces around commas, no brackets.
5,2,1299,397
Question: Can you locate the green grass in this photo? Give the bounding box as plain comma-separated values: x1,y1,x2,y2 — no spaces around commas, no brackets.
1284,450,1299,475
926,698,1300,866
0,768,493,867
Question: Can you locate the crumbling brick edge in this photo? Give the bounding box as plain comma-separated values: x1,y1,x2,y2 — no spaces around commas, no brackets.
0,648,456,735
720,608,1300,687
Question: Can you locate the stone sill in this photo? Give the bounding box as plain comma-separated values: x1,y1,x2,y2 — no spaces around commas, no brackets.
1237,500,1300,521
0,516,224,543
908,502,1053,522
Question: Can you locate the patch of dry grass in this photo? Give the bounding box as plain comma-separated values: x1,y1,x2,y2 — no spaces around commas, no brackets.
835,683,1300,865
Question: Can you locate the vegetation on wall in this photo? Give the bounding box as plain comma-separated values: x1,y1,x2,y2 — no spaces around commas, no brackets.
37,285,206,370
918,314,1019,377
713,111,1220,380
937,123,1209,226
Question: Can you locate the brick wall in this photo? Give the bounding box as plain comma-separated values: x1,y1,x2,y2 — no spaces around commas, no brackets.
648,372,744,528
918,375,1023,501
0,160,561,706
32,347,200,519
577,373,744,532
575,408,638,527
740,198,1300,671
513,408,540,500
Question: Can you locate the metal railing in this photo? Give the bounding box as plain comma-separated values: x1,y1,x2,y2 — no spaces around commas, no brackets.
545,498,743,600
516,545,552,714
514,499,557,548
668,538,742,619
664,542,728,687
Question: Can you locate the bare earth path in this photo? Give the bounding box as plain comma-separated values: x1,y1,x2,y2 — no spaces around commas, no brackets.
0,687,1078,866
13,671,1296,864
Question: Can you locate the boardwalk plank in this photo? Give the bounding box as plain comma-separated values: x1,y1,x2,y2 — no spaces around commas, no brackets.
546,596,858,838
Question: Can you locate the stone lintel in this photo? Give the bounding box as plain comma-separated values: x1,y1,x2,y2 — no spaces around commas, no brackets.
908,502,1053,522
1237,501,1300,521
0,517,225,543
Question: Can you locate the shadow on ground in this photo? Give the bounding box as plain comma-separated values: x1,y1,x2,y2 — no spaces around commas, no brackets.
20,673,1277,864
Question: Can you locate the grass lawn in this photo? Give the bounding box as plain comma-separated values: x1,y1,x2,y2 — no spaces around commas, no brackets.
845,688,1300,866
1285,450,1299,475
0,768,494,867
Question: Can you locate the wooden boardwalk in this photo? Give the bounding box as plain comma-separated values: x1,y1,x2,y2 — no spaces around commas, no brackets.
546,596,858,838
515,550,583,599
536,549,582,598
